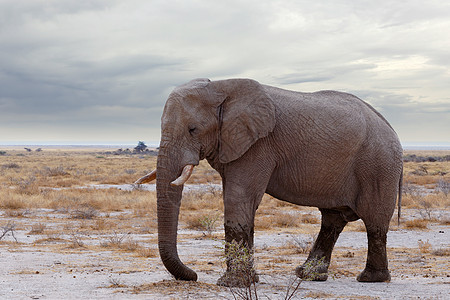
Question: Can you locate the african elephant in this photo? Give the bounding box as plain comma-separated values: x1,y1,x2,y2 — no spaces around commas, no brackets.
136,78,403,286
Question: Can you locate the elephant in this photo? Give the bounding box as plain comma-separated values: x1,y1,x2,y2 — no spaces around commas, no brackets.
136,78,403,286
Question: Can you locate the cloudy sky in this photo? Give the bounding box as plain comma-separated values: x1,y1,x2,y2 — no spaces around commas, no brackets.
1,0,449,146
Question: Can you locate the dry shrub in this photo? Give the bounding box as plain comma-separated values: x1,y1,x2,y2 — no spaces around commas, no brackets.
347,220,366,232
15,177,40,195
183,212,209,230
43,166,69,177
400,194,415,208
301,213,320,224
4,209,31,218
69,232,85,248
404,219,428,229
405,175,439,185
305,291,334,298
255,215,272,230
284,235,314,254
34,234,66,244
137,247,158,258
0,192,27,210
100,232,147,254
121,239,140,252
54,178,79,187
70,206,98,219
256,211,313,229
139,219,157,233
432,247,450,256
101,232,130,248
181,191,222,211
439,217,450,225
2,163,20,169
422,193,449,209
271,212,299,228
29,223,46,234
91,218,110,231
418,240,432,254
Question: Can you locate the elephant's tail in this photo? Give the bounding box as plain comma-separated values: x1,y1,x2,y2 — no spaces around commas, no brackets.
397,166,403,226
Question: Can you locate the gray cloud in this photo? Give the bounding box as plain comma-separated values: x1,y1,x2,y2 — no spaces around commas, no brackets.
0,0,449,145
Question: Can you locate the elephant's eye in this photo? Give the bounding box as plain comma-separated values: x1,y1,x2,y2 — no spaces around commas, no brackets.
188,126,197,136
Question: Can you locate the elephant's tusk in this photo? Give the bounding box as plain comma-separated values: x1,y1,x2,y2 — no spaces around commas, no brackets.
171,165,194,186
134,169,157,184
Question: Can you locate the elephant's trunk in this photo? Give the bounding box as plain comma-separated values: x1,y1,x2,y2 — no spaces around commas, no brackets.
156,148,198,281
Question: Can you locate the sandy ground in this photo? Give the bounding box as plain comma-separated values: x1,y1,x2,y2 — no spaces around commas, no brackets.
1,205,449,300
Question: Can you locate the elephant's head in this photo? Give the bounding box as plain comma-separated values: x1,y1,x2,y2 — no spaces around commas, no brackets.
139,78,276,281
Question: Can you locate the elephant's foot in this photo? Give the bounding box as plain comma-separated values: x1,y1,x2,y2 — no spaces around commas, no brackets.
357,267,391,282
217,271,259,287
295,260,329,281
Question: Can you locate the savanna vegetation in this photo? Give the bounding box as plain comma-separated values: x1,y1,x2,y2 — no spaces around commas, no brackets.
0,147,448,297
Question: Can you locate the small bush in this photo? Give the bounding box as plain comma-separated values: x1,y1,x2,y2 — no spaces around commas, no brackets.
286,235,314,254
301,213,320,224
272,212,298,228
198,214,220,236
437,178,450,196
91,219,108,231
101,232,129,248
44,166,69,176
405,219,428,229
15,176,39,195
0,221,17,241
137,247,158,258
0,194,27,210
69,232,85,248
70,207,98,219
418,240,432,254
432,248,450,256
417,199,434,220
2,163,20,169
184,213,220,235
220,240,257,290
29,223,46,234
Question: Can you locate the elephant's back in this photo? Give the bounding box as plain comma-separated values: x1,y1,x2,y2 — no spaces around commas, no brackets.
264,86,399,144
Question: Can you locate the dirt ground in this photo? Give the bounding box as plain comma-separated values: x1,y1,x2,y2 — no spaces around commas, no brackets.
0,204,448,299
0,148,448,299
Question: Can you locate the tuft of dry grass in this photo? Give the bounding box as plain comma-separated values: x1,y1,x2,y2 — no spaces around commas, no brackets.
0,194,27,210
404,219,428,230
301,213,320,224
432,247,450,256
70,206,98,219
29,223,46,234
180,191,223,211
137,247,158,258
418,240,432,254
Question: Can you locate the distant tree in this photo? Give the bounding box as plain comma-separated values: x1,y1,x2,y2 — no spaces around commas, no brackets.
134,141,148,153
35,148,42,152
24,148,32,152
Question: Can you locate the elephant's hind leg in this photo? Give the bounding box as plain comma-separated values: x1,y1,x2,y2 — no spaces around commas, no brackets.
356,179,397,282
356,224,391,282
296,208,348,281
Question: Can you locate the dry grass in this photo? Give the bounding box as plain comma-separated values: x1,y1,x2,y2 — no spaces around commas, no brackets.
431,247,450,256
404,219,428,229
0,147,449,298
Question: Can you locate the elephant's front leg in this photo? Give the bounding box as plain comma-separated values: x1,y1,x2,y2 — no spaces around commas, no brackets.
296,208,348,281
216,168,270,287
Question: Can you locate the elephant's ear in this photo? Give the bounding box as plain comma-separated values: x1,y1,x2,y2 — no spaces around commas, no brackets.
212,79,276,164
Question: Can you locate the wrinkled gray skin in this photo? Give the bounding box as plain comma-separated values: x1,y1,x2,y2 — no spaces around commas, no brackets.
154,78,403,286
